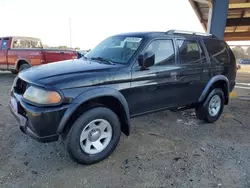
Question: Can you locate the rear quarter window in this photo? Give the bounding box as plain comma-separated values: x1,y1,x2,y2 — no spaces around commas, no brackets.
204,39,230,64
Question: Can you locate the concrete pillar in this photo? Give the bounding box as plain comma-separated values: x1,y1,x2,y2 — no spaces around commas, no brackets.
208,0,229,39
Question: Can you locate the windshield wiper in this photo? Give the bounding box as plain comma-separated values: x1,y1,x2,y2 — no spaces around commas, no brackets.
82,55,88,59
90,57,115,65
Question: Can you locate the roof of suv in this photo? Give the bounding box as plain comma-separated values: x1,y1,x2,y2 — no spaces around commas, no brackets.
116,31,167,37
115,31,217,40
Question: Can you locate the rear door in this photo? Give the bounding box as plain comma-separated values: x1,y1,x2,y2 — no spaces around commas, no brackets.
0,38,10,69
175,38,208,104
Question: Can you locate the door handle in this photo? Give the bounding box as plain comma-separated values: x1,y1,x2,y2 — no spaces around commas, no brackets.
170,72,178,80
170,72,177,77
203,69,209,73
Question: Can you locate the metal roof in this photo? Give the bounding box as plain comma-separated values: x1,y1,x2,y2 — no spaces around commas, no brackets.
189,0,250,41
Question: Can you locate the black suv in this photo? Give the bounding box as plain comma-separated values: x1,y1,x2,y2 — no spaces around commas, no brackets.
10,30,236,164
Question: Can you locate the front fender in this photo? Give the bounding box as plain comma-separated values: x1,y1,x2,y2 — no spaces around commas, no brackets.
57,87,130,134
199,75,229,103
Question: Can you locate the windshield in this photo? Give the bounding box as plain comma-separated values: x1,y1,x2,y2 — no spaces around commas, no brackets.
85,36,143,64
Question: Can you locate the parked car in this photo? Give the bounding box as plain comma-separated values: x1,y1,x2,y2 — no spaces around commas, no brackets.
239,59,250,65
237,59,250,70
10,30,236,165
0,36,78,73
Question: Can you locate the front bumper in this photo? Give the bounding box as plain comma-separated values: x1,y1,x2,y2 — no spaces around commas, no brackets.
10,93,68,143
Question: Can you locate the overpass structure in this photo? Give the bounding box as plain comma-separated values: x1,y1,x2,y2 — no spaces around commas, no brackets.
189,0,250,41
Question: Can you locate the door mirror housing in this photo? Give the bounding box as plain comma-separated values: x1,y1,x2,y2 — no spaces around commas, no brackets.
138,51,155,69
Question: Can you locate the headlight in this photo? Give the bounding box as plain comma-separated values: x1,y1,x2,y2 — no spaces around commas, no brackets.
23,86,62,105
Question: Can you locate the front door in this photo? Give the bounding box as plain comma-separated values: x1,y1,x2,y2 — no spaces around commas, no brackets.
128,39,182,116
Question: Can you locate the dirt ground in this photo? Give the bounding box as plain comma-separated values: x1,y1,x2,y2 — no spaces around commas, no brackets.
1,72,250,188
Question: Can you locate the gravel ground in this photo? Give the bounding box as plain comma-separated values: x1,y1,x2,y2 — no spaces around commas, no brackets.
0,72,250,188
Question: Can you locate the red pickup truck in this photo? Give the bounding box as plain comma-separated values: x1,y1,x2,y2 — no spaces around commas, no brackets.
0,36,78,74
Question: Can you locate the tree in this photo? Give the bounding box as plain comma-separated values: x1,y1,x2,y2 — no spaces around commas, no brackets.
246,46,250,58
232,46,245,60
57,46,69,49
43,44,49,48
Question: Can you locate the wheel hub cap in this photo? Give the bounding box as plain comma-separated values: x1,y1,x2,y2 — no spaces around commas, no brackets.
208,95,221,117
88,129,101,142
79,119,113,155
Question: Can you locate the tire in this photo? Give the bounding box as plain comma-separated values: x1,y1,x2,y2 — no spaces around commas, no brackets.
11,70,18,74
195,88,225,123
65,107,121,165
19,64,30,72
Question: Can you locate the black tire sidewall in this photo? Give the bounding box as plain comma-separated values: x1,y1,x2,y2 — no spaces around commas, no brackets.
66,107,121,165
203,88,225,123
19,64,30,72
11,70,18,74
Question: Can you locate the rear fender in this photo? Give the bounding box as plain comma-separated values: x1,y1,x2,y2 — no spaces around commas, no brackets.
199,75,229,103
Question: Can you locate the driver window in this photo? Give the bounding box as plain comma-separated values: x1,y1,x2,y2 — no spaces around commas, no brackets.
145,40,175,66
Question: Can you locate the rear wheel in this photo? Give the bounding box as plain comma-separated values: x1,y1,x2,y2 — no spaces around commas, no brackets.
65,107,121,165
195,88,225,123
19,64,30,72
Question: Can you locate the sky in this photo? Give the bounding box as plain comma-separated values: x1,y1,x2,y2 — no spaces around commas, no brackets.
0,0,246,49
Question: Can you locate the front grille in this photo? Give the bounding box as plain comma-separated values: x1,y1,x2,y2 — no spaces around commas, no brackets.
15,78,28,95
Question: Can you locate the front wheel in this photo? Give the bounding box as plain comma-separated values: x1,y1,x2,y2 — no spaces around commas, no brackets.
195,88,225,123
65,107,121,165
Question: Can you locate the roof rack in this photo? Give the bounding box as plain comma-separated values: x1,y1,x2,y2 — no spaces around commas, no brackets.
166,30,217,38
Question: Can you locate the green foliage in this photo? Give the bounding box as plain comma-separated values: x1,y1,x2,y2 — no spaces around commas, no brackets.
232,46,245,59
246,46,250,57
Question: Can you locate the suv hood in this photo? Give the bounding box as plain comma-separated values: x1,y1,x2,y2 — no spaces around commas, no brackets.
19,59,124,87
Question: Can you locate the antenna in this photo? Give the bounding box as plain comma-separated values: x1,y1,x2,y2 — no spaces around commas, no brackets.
69,18,72,48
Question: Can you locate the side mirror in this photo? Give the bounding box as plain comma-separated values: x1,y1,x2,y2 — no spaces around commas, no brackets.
138,51,155,69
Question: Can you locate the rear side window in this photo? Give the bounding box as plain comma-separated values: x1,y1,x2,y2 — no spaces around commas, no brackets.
1,39,9,50
204,39,230,63
145,39,175,66
12,38,42,48
177,40,204,64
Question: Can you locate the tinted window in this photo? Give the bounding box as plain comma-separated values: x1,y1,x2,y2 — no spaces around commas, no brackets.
12,38,42,49
204,39,230,63
145,40,175,65
1,39,9,50
177,40,203,64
